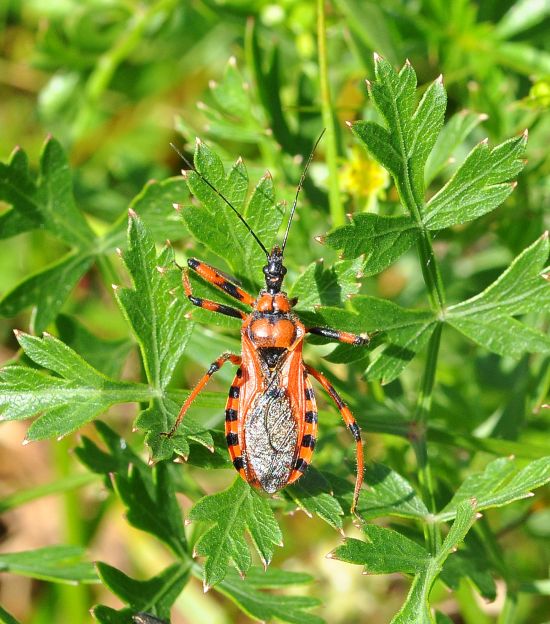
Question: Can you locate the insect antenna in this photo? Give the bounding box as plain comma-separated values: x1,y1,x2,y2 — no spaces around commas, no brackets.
170,142,269,259
281,129,326,253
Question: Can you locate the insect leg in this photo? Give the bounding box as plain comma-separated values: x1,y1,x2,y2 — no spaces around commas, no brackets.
187,257,256,305
305,364,364,514
183,269,246,320
307,326,369,346
164,352,242,437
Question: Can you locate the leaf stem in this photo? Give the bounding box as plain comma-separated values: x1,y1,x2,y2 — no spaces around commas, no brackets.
317,0,344,228
411,321,442,553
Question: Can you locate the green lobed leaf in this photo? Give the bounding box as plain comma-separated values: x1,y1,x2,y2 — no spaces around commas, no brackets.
357,463,430,521
424,109,488,185
423,133,526,230
0,546,98,584
0,333,147,441
214,568,324,624
353,56,446,210
0,252,94,334
446,233,550,358
391,501,479,624
329,524,429,574
189,477,283,590
95,562,189,622
284,468,344,531
181,140,284,290
438,456,550,522
290,257,364,310
324,214,419,275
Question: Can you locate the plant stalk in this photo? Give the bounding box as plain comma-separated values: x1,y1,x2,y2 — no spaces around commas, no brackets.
317,0,344,227
412,321,442,553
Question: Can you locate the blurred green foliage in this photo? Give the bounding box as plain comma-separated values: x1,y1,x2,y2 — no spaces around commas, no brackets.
0,1,549,623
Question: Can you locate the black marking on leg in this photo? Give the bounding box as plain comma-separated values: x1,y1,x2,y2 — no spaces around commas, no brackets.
354,334,369,346
226,432,239,446
236,367,243,378
349,422,361,441
221,281,243,301
305,387,315,400
208,361,220,375
295,458,309,473
189,296,203,307
305,410,318,424
215,303,245,319
328,386,345,409
229,385,240,398
187,258,200,270
225,408,238,421
301,434,316,449
233,456,245,470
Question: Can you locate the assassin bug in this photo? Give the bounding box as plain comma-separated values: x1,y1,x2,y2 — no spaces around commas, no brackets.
166,134,369,513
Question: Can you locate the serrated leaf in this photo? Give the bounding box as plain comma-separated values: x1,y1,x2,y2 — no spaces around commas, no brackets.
214,568,324,624
353,58,446,208
447,234,550,357
438,456,550,521
0,546,97,584
189,478,283,589
425,110,487,185
357,463,430,521
56,314,133,378
285,468,344,530
0,333,148,441
95,562,189,621
0,252,94,334
181,141,284,289
424,134,526,229
325,214,419,274
391,501,478,624
290,258,364,309
0,138,93,246
330,524,429,574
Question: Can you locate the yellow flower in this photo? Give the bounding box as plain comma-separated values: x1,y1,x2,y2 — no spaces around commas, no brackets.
340,147,389,198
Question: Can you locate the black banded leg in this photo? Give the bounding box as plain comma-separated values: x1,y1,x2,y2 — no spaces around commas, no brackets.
307,326,370,346
183,269,246,320
305,364,364,514
187,258,256,306
163,352,242,437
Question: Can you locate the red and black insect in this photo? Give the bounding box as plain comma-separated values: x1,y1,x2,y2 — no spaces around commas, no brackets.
166,136,369,513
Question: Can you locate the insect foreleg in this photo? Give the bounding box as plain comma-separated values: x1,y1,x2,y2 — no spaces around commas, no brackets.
305,364,364,515
183,269,246,320
187,257,256,305
163,352,242,437
307,326,369,346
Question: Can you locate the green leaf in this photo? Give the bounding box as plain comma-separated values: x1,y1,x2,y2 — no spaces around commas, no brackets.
352,57,446,209
447,234,550,357
0,546,98,584
495,0,550,39
290,258,364,309
423,133,526,230
391,501,478,624
189,477,283,590
438,456,550,522
0,605,22,624
181,140,284,289
357,463,430,521
285,468,344,531
214,568,324,624
95,562,190,622
0,333,148,441
425,110,487,185
330,524,429,574
0,138,93,246
325,214,419,275
441,548,497,602
56,314,133,379
0,252,94,334
76,422,187,556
